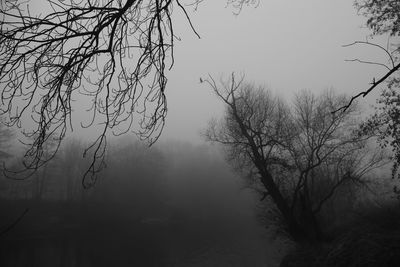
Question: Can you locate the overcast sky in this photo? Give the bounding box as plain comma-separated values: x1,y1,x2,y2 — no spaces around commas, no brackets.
15,1,392,146
159,0,389,144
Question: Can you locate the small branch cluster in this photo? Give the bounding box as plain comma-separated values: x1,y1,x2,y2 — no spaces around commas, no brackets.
336,39,400,113
226,0,260,14
337,0,400,112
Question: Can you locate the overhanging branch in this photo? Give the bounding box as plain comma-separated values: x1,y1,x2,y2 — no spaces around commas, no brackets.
334,62,400,113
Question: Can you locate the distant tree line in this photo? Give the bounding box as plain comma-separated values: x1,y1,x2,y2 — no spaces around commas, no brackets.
0,137,247,225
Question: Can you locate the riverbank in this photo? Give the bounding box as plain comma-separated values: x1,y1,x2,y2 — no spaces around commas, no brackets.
281,203,400,267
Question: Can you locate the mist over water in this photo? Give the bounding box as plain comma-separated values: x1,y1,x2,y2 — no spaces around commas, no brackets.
0,138,287,267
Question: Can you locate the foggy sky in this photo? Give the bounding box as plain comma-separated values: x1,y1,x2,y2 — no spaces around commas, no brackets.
161,0,388,144
19,0,390,145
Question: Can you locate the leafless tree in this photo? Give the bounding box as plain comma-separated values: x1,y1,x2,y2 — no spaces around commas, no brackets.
203,73,387,241
0,0,206,186
0,0,259,187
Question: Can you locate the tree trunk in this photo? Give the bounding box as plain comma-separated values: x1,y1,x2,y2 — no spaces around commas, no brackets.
258,168,306,241
299,186,323,242
232,105,314,242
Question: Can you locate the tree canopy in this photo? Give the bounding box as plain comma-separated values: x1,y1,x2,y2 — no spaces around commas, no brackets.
204,74,386,241
355,0,400,36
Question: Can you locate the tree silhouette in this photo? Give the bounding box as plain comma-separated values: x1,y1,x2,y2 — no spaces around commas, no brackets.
0,0,259,186
204,74,387,241
0,0,204,186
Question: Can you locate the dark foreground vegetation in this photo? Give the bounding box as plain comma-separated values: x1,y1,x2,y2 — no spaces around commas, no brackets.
281,203,400,267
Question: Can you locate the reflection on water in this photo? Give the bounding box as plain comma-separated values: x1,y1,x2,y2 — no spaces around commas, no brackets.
1,201,285,267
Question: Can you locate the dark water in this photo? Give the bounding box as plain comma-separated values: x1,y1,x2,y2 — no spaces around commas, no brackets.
0,201,285,267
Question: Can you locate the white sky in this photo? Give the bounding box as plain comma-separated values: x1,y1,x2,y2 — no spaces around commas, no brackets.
159,0,390,144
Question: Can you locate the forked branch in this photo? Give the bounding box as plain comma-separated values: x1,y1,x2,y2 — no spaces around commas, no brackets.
335,39,400,113
0,0,201,187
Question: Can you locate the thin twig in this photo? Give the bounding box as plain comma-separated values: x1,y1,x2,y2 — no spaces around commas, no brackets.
0,208,29,238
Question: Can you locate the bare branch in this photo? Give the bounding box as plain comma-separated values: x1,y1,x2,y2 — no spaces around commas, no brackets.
0,0,202,186
343,41,396,68
344,59,391,71
335,62,400,113
0,208,29,238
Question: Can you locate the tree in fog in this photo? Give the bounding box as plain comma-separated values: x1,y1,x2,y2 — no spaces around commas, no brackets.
0,116,14,161
59,139,87,200
0,0,257,185
30,134,60,200
95,138,167,217
0,0,199,184
204,74,386,241
0,116,15,197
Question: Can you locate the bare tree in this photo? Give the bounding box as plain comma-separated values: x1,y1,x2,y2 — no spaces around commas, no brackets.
287,89,387,237
0,0,207,186
203,74,387,241
0,0,260,186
